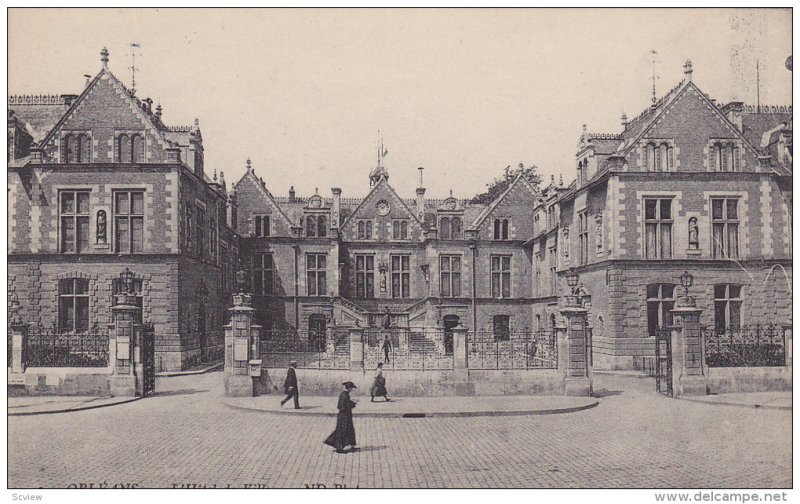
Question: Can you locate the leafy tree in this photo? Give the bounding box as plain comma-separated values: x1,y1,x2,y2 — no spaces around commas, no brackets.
470,163,542,204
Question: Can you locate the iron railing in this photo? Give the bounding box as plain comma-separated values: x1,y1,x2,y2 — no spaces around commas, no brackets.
258,329,349,369
25,326,110,367
468,330,557,370
364,328,454,370
703,325,787,368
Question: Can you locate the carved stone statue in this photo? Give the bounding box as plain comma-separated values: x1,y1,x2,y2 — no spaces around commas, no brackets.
688,217,699,249
96,210,107,244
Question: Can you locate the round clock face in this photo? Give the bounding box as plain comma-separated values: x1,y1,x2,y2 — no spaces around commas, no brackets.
376,200,390,216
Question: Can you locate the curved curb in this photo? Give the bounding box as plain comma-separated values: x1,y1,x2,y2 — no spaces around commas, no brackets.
7,396,142,417
223,398,599,418
678,396,791,411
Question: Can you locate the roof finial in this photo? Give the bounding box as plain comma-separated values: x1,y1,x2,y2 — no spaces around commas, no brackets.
683,59,693,81
100,47,109,69
155,103,162,120
213,169,217,181
194,118,200,129
559,175,563,186
315,187,319,195
650,50,660,104
620,112,628,127
449,189,453,196
582,124,587,133
550,174,555,184
246,158,252,171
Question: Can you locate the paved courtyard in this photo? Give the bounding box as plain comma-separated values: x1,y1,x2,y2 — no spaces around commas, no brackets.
7,372,791,488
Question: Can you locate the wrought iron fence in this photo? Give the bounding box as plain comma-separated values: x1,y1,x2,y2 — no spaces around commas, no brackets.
468,330,557,370
364,328,454,371
258,329,349,369
703,325,787,368
25,326,110,367
633,356,658,377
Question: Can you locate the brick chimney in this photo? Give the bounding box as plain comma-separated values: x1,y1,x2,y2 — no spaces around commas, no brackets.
416,167,426,221
331,187,342,229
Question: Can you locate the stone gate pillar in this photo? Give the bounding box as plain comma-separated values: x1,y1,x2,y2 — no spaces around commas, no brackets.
452,325,468,370
782,324,793,367
350,327,364,371
670,304,707,397
224,292,262,397
559,306,593,396
109,292,141,397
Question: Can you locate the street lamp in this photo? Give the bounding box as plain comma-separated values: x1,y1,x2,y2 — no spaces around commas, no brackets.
119,267,135,294
566,267,579,295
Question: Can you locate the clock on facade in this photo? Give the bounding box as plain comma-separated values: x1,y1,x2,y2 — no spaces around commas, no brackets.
376,200,390,216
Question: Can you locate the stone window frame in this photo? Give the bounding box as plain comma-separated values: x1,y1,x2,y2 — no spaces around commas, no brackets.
710,196,740,260
356,219,374,240
439,253,463,298
253,214,271,237
306,253,328,297
58,188,91,254
642,139,676,172
253,252,274,296
60,130,93,164
713,283,744,333
354,253,375,299
114,129,147,163
706,138,743,172
391,219,410,241
493,218,510,241
112,189,146,254
57,277,91,334
490,254,512,299
642,196,674,260
577,209,589,265
390,254,412,299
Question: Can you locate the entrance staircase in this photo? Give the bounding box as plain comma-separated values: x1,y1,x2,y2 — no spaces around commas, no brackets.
408,331,438,353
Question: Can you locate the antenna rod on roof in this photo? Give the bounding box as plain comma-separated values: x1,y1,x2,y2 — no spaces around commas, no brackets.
129,43,141,95
756,60,761,112
650,50,659,104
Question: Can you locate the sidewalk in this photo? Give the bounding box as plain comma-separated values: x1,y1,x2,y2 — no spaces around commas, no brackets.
7,395,140,416
680,391,791,411
223,394,599,418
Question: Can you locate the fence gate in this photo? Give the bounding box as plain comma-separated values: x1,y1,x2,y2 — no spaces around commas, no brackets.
654,326,672,397
141,323,156,396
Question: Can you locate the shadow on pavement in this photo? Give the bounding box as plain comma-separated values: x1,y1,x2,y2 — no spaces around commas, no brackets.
154,389,210,397
592,389,623,398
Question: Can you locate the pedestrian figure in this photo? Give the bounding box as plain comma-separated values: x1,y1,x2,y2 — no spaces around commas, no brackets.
370,362,390,402
280,360,300,409
382,335,392,364
324,381,358,454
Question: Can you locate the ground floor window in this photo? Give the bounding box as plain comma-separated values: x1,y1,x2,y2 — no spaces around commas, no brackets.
714,284,742,333
646,283,675,336
59,278,89,333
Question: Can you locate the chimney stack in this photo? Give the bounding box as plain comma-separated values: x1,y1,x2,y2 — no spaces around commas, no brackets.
416,167,426,221
331,187,342,229
289,186,296,202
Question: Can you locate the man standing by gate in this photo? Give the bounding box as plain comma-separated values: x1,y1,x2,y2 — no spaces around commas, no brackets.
382,335,392,364
280,360,300,409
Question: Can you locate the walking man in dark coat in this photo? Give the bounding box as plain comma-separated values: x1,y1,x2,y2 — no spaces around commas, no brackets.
382,335,392,364
280,360,300,409
324,381,358,454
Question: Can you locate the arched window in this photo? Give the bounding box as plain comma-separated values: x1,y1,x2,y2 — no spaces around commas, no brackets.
583,159,588,182
502,219,509,240
494,219,501,240
713,143,723,171
317,215,327,238
659,143,668,171
357,221,365,239
731,146,739,171
646,143,656,171
451,217,462,239
131,134,144,163
118,134,131,163
78,134,91,163
62,134,74,163
306,215,317,237
667,145,674,171
440,217,451,239
401,221,408,239
254,216,262,236
366,221,373,239
721,144,730,172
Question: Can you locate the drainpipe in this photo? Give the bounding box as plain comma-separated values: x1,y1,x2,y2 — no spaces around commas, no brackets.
470,242,477,331
293,244,300,328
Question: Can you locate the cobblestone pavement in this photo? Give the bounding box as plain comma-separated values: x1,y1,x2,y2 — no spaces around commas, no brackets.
8,372,791,488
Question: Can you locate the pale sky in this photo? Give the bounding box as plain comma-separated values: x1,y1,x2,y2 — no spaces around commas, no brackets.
8,8,792,199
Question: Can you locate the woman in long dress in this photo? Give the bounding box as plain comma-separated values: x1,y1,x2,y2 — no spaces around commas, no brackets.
370,362,390,402
324,381,358,454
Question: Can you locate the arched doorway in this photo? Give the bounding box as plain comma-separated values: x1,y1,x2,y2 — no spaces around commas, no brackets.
308,314,327,353
443,315,460,355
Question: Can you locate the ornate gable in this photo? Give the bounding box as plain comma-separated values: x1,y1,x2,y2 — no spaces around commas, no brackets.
470,174,539,239
234,170,294,237
340,177,424,241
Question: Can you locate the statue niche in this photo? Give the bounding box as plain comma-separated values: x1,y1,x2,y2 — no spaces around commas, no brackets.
96,210,107,244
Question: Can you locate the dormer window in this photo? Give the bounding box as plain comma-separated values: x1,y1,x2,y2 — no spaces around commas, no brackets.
645,141,674,171
392,220,409,240
440,216,461,239
576,159,588,185
306,215,317,237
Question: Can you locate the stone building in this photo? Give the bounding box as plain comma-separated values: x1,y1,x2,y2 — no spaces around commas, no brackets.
7,48,238,371
532,61,793,370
